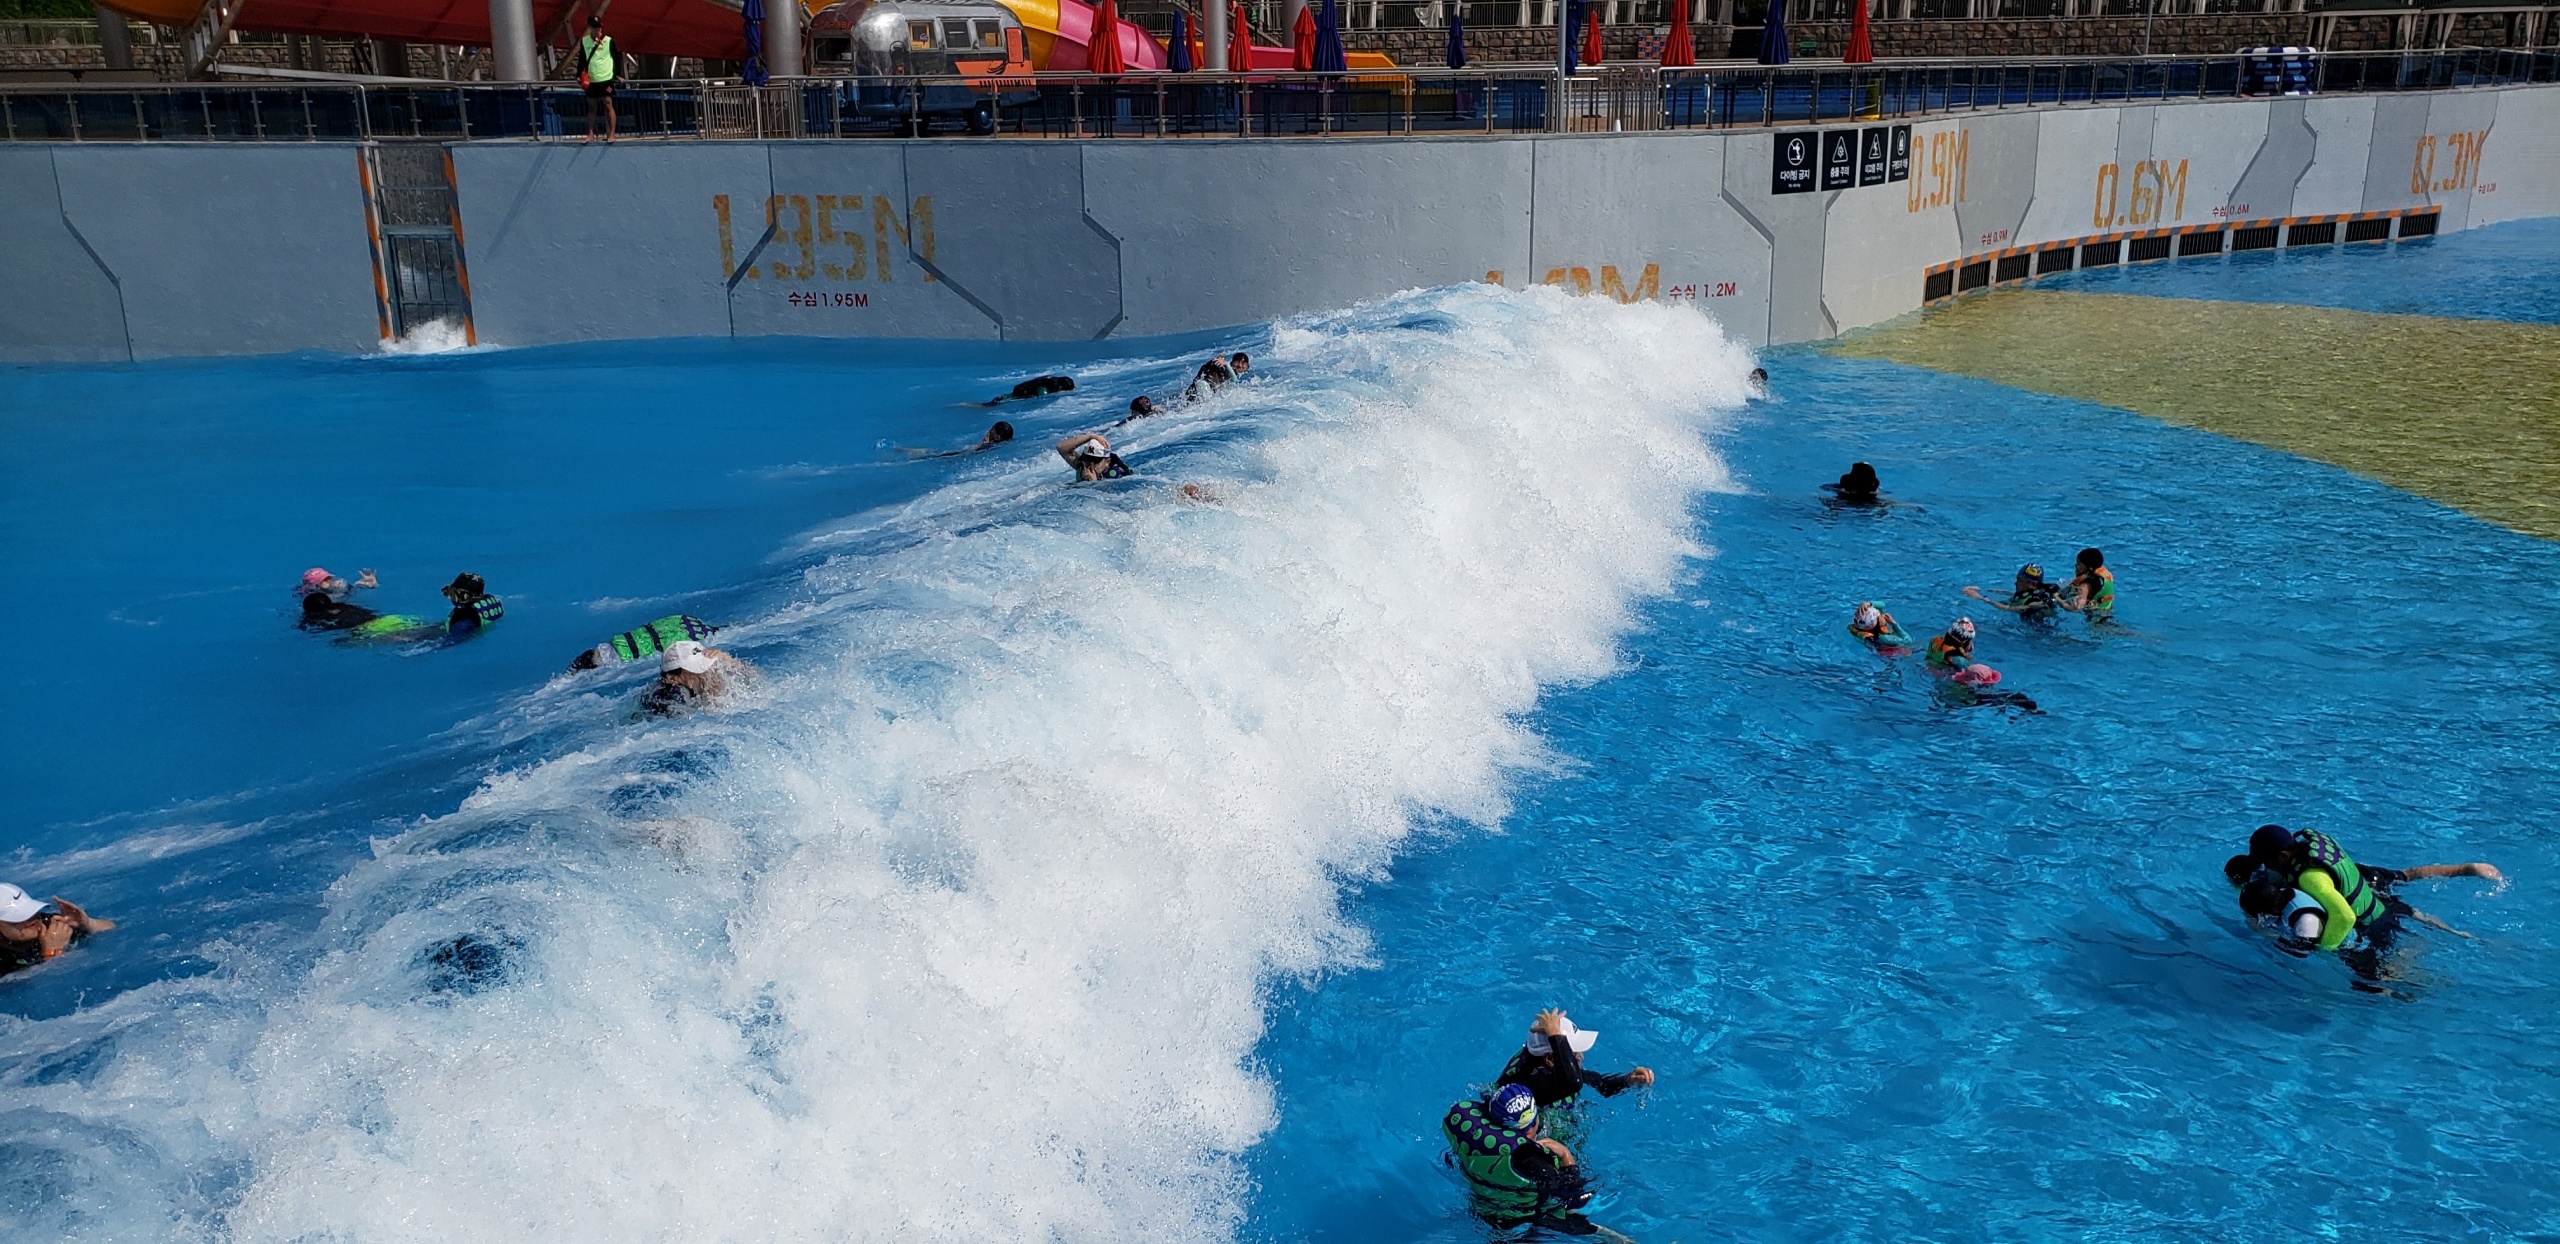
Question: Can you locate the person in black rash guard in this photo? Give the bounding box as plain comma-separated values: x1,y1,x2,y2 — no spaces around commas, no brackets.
985,375,1074,405
299,589,380,632
1497,1009,1655,1109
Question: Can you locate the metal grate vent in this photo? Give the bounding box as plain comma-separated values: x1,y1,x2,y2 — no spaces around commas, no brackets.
1958,259,1992,291
2231,225,2278,251
2079,240,2119,267
2398,212,2438,238
2177,229,2224,256
2286,220,2337,246
2128,235,2171,262
2344,217,2391,243
1924,269,1955,301
2037,247,2074,274
1995,252,2030,282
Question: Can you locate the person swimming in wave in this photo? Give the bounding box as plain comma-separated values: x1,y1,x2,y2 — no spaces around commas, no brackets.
1056,432,1131,482
1497,1010,1654,1111
1226,351,1251,379
1942,662,2039,713
2232,825,2500,981
1749,367,1769,395
2060,547,2115,625
1821,462,1884,508
1441,1083,1598,1236
1848,601,1911,652
569,614,721,671
0,883,115,977
335,572,504,644
902,421,1014,458
639,639,746,718
1185,357,1233,402
440,573,505,636
1964,565,2063,625
979,375,1074,406
1115,396,1157,426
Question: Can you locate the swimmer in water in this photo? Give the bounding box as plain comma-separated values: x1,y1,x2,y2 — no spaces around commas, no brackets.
296,566,377,601
569,614,720,671
978,374,1075,406
638,639,745,718
898,422,1014,458
1749,367,1769,394
1056,432,1132,482
1115,396,1158,426
299,589,381,632
1186,357,1233,402
1227,351,1251,378
1964,565,2064,624
441,573,504,636
1943,662,2039,713
2060,547,2115,624
2235,825,2499,982
0,883,115,977
1848,601,1910,650
1441,1083,1595,1234
1821,462,1884,507
1924,616,1976,671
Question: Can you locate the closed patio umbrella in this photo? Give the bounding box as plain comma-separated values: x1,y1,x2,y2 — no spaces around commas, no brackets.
1756,0,1788,64
1292,4,1316,69
1445,0,1466,68
741,0,768,84
1845,0,1872,63
1561,0,1580,74
1313,0,1347,72
1168,9,1194,69
1660,6,1694,66
1580,2,1603,67
1090,0,1128,72
1231,0,1254,69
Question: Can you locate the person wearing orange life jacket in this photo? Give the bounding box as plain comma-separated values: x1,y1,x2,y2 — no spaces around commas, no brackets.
1925,616,1977,672
1849,601,1910,651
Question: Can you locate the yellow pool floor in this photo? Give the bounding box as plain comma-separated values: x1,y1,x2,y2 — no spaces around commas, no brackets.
1832,289,2560,541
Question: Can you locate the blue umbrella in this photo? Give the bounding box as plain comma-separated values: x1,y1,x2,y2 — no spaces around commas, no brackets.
1756,0,1788,65
1313,0,1347,73
741,0,769,84
1169,9,1194,70
1561,0,1580,75
1444,0,1465,69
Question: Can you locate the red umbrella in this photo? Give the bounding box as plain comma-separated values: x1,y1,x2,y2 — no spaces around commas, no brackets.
1579,4,1603,67
1229,0,1253,69
1659,5,1695,66
1292,5,1316,70
1844,0,1873,63
1089,0,1128,72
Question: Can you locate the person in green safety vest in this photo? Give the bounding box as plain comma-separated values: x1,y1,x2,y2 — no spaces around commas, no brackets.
577,13,618,143
440,573,505,637
568,614,721,671
2236,824,2503,972
1441,1083,1595,1233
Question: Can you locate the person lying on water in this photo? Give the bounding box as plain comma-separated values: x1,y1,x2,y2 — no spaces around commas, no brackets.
1115,396,1158,426
1963,565,2063,624
1821,461,1884,506
570,614,720,671
1498,1009,1654,1109
2234,825,2501,954
1940,662,2039,713
640,640,746,718
0,883,115,977
1442,1083,1597,1234
1056,432,1132,482
982,375,1074,405
1849,601,1910,650
300,589,381,632
1186,357,1233,402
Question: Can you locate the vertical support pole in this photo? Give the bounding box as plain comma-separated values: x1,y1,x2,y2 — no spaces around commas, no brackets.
765,0,803,78
1207,0,1229,69
95,4,135,71
488,0,538,82
1553,0,1570,132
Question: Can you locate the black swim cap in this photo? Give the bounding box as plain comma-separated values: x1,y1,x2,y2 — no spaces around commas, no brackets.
989,420,1014,441
1129,396,1152,414
2223,854,2257,887
2238,875,2290,919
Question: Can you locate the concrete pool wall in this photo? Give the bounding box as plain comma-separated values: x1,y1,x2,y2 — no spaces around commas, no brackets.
3,83,2555,363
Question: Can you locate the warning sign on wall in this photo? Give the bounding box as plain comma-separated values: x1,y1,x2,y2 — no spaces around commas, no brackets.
1773,131,1818,195
1820,130,1859,190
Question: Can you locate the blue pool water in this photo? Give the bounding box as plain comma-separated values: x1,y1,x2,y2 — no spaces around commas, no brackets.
2044,214,2560,323
2,233,2554,1240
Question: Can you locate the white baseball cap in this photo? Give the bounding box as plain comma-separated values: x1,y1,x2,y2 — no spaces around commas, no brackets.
1075,438,1109,458
0,883,46,923
1524,1016,1599,1057
661,640,716,675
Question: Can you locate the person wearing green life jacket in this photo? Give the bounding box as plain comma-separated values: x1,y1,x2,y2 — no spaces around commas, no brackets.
2061,547,2115,624
441,573,505,637
1442,1083,1596,1234
568,614,721,671
577,13,618,142
2240,825,2502,953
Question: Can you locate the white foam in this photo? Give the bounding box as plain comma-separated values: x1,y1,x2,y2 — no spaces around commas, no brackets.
8,285,1754,1240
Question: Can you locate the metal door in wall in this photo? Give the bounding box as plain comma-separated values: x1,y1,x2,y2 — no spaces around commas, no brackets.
385,233,466,338
364,143,475,343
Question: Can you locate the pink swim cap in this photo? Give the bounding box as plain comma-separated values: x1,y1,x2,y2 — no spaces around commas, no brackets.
302,567,332,587
1954,664,2001,686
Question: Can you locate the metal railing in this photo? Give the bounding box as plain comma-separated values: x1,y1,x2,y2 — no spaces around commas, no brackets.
1,47,2550,142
